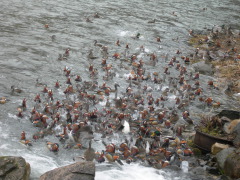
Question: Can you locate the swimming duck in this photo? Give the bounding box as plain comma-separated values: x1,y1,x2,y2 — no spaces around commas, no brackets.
96,151,105,163
0,97,7,104
148,19,156,23
11,85,23,94
47,141,59,152
17,108,23,118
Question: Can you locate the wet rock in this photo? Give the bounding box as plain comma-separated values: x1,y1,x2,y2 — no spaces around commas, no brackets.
233,134,240,148
0,156,30,180
211,143,229,155
224,119,240,134
232,122,240,147
184,157,199,168
206,166,220,175
217,175,233,180
217,110,240,120
190,166,207,176
233,121,240,134
192,61,214,75
164,165,181,171
216,147,235,170
224,150,240,179
198,159,207,167
40,162,95,180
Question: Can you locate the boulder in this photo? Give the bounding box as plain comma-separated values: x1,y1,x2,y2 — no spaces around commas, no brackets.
233,134,240,148
224,119,240,134
192,61,214,75
233,121,240,134
216,147,235,170
0,156,30,180
40,161,95,180
217,175,233,180
224,149,240,178
217,110,240,120
211,143,229,155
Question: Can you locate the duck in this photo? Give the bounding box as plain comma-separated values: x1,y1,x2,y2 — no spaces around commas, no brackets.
11,85,23,94
84,140,95,161
148,19,156,23
47,141,59,152
96,151,105,163
85,17,93,23
94,40,103,47
93,13,100,18
0,97,7,104
87,49,98,59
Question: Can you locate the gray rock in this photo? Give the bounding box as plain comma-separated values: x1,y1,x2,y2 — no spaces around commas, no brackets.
224,151,240,178
190,166,206,176
0,156,30,180
192,61,214,75
233,122,240,134
217,110,240,120
164,165,181,171
233,134,240,148
40,162,95,180
217,175,233,180
216,147,235,170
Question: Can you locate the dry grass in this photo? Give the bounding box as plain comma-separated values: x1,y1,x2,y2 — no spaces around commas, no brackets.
189,31,240,95
188,35,208,48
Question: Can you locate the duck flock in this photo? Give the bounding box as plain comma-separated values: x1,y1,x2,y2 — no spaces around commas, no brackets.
14,19,230,170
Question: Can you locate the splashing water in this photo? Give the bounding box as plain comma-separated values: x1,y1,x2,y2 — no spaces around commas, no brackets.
122,120,130,134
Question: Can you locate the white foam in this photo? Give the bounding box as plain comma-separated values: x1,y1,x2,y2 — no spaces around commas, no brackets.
122,120,130,134
23,153,61,178
144,48,150,53
0,144,11,150
123,73,133,79
118,31,131,37
8,113,18,119
169,95,176,100
162,86,169,91
99,99,107,106
96,163,166,180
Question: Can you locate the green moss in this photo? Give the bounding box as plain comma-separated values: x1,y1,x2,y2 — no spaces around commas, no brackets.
187,139,195,148
192,148,202,156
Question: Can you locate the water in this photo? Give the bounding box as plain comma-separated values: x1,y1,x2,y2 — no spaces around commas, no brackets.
181,161,189,173
0,0,240,179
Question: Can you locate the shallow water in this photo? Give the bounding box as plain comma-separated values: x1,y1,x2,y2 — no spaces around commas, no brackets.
0,0,240,179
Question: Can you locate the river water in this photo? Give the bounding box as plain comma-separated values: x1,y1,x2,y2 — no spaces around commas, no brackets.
0,0,240,179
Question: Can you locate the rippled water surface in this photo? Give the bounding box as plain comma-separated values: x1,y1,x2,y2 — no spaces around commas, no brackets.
0,0,240,179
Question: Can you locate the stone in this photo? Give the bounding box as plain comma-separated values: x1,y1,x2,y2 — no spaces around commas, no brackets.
164,165,181,171
211,143,230,155
40,162,95,180
217,175,233,180
206,166,220,175
190,166,206,176
216,147,235,170
0,156,30,180
224,119,240,134
217,110,240,120
233,121,240,134
192,61,214,75
224,151,240,178
233,134,240,148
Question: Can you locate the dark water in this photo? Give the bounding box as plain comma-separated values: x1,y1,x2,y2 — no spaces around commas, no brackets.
0,0,240,179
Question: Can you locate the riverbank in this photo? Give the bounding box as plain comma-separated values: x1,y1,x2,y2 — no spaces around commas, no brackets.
189,26,240,100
